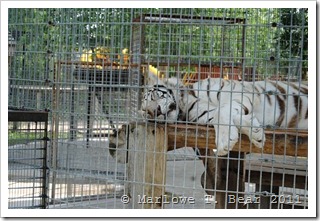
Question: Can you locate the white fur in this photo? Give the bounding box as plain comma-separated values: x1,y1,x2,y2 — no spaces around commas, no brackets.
141,71,308,156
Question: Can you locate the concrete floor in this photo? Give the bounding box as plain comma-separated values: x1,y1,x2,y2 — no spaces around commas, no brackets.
9,140,307,209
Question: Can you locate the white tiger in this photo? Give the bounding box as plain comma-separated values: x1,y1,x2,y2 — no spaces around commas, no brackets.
141,71,308,156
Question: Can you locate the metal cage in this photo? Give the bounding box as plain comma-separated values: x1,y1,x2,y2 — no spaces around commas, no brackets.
8,110,49,209
8,8,308,210
132,14,246,80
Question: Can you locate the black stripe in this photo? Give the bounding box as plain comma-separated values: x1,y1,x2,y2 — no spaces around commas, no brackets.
243,95,253,106
293,94,299,110
300,86,308,95
217,91,220,101
187,100,199,119
289,94,300,128
266,94,272,105
207,78,213,103
289,83,308,95
293,94,302,118
275,95,285,127
305,108,308,119
189,90,197,98
217,81,225,101
196,111,208,121
288,114,298,128
154,85,166,88
151,86,176,103
241,103,249,115
167,88,174,96
153,85,173,96
254,86,260,94
259,85,272,105
233,100,249,115
270,81,286,97
270,82,287,127
288,93,302,128
156,88,171,96
194,108,216,122
252,85,262,103
187,84,197,99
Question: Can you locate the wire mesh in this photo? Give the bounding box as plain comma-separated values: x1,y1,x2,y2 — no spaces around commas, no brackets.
8,110,49,209
8,8,308,210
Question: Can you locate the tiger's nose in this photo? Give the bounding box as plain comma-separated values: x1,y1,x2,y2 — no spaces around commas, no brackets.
169,102,176,110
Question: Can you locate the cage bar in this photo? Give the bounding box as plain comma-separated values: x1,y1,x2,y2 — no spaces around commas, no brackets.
8,109,49,209
8,8,309,210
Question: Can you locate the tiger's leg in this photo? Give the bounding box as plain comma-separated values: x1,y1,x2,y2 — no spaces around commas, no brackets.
233,114,265,149
212,107,239,156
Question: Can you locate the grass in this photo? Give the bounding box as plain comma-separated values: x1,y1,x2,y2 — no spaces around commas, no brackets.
9,130,86,146
8,131,42,146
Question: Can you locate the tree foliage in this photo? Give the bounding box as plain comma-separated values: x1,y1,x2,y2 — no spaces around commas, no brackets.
275,8,308,78
8,8,308,82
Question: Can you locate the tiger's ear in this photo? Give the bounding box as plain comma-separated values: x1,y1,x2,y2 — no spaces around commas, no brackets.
164,77,182,88
164,77,183,88
146,68,163,85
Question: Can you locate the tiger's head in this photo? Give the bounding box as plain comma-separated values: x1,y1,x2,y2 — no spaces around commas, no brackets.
140,71,183,122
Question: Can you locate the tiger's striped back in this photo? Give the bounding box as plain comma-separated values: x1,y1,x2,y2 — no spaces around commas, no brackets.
184,78,308,130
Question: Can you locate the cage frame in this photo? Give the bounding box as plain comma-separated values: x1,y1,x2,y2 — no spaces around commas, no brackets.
8,109,49,209
7,8,310,210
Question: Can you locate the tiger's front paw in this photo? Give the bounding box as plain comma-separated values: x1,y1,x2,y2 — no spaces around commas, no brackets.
138,110,152,119
139,110,167,122
234,115,265,149
250,127,265,149
215,125,239,156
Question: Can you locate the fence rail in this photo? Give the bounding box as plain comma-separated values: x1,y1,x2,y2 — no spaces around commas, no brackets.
8,110,49,209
